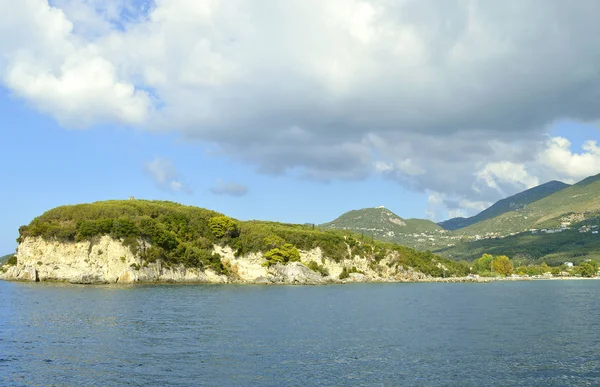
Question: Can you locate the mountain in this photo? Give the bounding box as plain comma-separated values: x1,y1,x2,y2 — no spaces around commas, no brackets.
321,206,441,234
321,173,600,258
320,207,451,250
458,173,600,236
439,180,570,230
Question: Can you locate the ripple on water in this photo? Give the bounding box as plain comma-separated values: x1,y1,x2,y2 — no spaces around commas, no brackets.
1,281,600,386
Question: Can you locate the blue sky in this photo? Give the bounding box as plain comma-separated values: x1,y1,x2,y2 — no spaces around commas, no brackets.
2,1,600,254
0,87,428,253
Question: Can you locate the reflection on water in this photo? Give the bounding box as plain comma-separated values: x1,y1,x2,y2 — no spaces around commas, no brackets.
2,281,600,386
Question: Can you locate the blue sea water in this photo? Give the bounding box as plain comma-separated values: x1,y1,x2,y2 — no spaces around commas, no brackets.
1,280,600,386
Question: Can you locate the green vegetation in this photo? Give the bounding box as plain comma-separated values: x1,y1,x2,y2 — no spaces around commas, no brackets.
439,181,569,230
338,266,365,280
306,260,329,276
469,253,598,278
262,243,300,267
321,207,442,234
0,254,15,266
491,255,513,276
572,260,599,277
339,267,350,280
471,254,513,277
16,199,468,278
436,220,600,266
320,207,447,250
458,174,600,236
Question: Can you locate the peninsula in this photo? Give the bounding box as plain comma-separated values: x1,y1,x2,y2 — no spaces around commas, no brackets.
0,200,470,284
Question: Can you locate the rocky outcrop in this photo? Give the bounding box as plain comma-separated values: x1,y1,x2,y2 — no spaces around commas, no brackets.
0,236,473,285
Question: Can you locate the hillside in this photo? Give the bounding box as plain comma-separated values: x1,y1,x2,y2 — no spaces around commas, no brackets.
0,254,13,266
436,217,600,266
458,173,600,237
321,206,442,234
439,180,569,230
6,200,469,282
320,207,456,250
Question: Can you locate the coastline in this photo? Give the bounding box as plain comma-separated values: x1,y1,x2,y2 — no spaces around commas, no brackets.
2,273,598,286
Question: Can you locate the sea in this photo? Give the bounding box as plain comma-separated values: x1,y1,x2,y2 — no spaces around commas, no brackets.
1,280,600,386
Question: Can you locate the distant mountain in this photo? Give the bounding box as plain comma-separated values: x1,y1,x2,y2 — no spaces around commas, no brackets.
320,207,449,249
322,206,441,234
0,254,13,266
439,180,570,230
459,173,600,236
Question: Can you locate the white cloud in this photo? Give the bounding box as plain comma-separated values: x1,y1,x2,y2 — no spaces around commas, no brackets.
144,158,191,194
427,190,490,221
3,1,600,217
475,161,540,195
0,0,150,127
537,137,600,183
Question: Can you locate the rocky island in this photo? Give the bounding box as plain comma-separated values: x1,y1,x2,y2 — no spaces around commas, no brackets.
0,200,471,285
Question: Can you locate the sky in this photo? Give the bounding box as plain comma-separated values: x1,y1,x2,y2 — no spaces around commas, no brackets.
1,0,600,254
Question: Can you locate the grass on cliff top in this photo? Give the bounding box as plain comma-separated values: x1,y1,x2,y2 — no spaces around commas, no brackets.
18,199,469,277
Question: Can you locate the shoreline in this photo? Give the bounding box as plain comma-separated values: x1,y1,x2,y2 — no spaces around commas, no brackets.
2,275,599,286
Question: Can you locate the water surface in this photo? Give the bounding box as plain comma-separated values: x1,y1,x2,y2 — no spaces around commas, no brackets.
1,280,600,386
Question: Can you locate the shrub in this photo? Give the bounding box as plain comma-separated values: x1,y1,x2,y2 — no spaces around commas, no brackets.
263,243,301,267
339,267,350,280
306,260,329,277
7,256,17,266
209,216,240,239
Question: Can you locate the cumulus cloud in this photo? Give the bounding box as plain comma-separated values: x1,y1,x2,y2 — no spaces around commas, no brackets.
537,137,600,183
144,158,191,194
475,161,540,197
209,180,249,197
3,0,600,217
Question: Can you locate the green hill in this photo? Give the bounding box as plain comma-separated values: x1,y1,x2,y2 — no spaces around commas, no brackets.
436,217,600,266
458,173,600,237
439,180,569,230
321,206,442,233
0,254,14,266
320,207,453,250
15,200,468,277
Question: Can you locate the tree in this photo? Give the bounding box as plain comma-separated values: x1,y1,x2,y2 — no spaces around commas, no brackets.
473,253,494,274
209,216,240,238
576,260,598,277
263,243,300,267
491,255,513,276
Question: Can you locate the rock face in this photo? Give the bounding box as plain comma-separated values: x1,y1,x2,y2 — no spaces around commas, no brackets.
0,236,463,285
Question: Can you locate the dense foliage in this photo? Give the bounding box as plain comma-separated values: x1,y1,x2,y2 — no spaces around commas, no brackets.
471,254,513,277
17,200,468,278
469,253,598,278
437,220,600,266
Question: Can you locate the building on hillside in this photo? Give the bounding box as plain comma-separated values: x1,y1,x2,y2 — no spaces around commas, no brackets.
564,262,574,268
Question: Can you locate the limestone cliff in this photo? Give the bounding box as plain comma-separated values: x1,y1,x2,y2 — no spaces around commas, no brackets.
0,236,459,284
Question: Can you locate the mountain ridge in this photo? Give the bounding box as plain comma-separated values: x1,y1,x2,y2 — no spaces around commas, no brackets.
458,173,600,236
439,180,570,230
